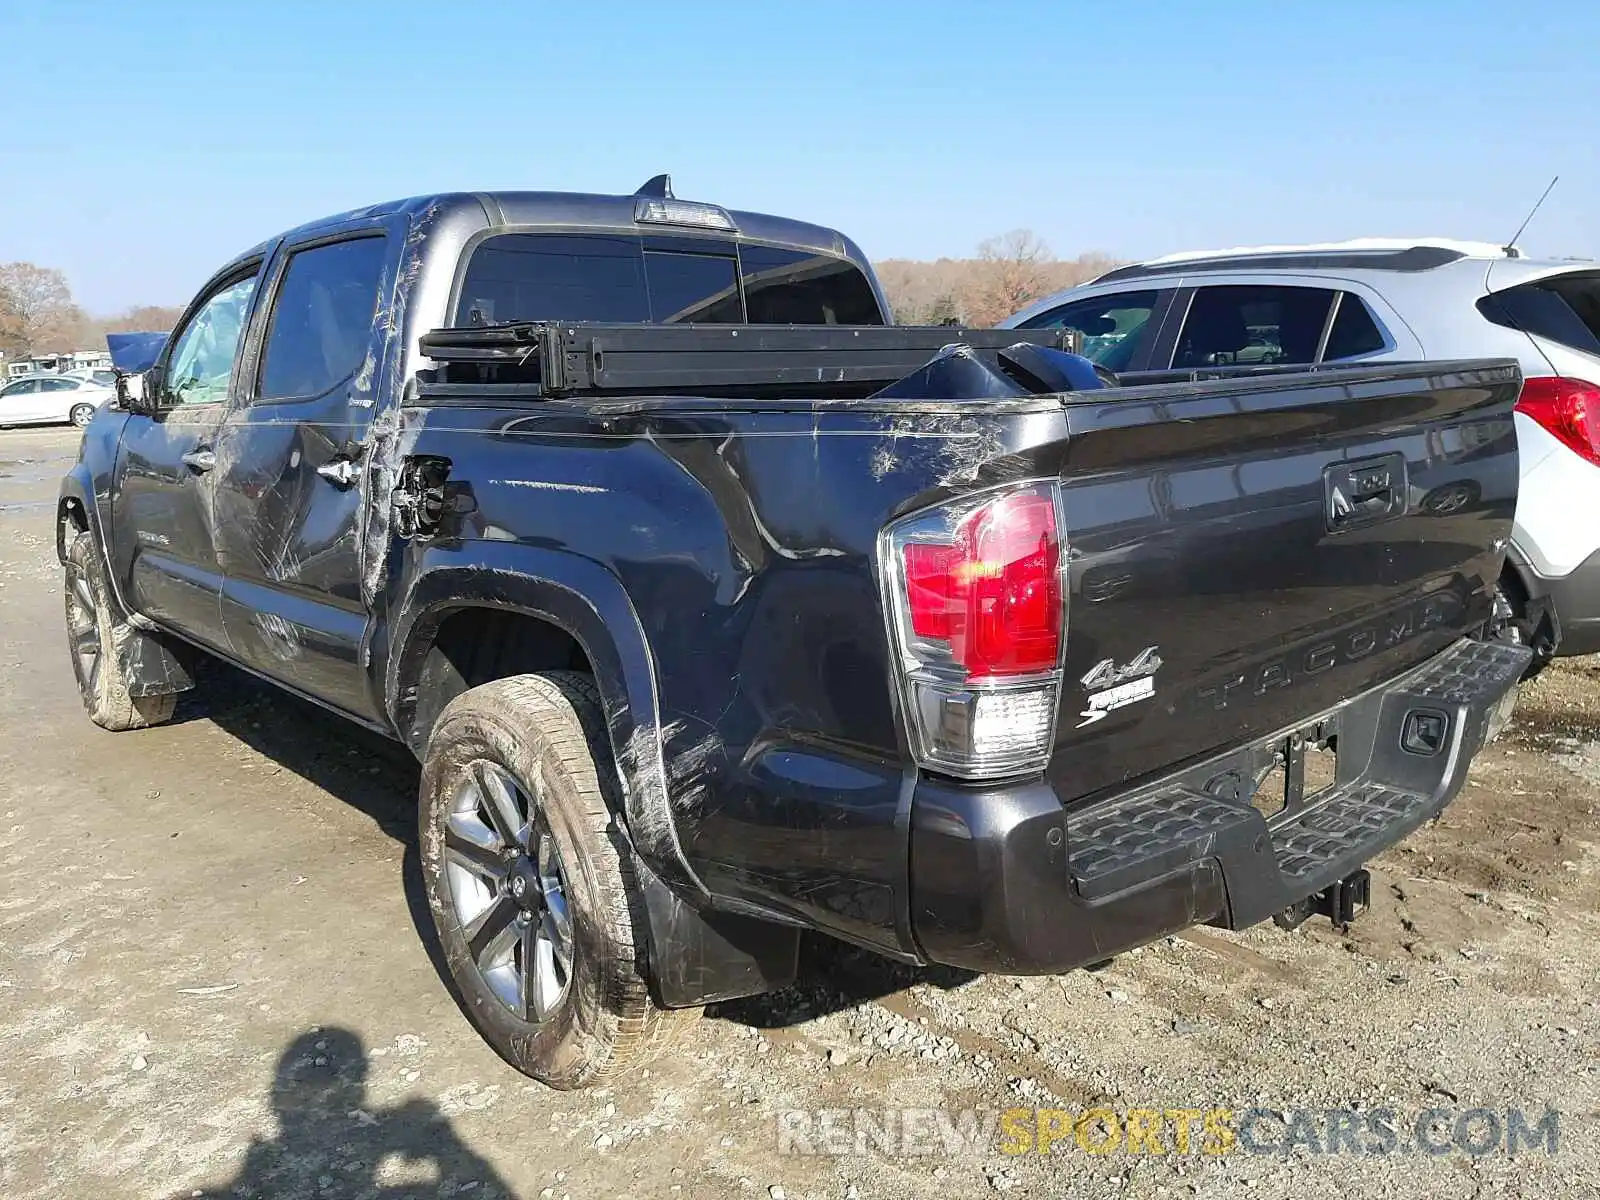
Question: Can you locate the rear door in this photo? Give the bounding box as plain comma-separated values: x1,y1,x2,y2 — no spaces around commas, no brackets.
36,377,83,422
1129,278,1421,379
110,265,261,649
211,221,398,722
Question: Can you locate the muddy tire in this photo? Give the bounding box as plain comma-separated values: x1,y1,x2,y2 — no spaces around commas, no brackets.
64,532,177,731
419,671,680,1089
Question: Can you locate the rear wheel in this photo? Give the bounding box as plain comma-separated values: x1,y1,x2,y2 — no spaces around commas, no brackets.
68,403,96,428
64,532,177,730
418,671,681,1088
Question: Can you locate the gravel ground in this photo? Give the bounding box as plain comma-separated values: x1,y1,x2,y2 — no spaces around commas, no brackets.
1,425,1596,1198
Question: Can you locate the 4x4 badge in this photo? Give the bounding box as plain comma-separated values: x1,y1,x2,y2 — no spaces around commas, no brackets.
1080,646,1162,691
1076,647,1162,728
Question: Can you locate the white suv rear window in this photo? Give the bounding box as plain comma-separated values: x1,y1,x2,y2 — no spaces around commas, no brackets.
1480,272,1600,358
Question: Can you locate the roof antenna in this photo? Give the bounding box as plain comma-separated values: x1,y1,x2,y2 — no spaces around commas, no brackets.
635,174,673,199
1505,175,1559,256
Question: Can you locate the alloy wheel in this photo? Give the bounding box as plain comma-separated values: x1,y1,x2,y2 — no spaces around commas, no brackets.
442,760,574,1022
65,568,102,699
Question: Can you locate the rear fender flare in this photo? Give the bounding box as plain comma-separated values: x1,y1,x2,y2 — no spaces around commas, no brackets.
386,542,706,899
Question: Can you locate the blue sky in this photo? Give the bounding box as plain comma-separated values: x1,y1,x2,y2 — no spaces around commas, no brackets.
3,0,1595,314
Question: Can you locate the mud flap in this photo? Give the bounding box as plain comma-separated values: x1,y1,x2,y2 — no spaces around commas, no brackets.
638,860,800,1008
119,627,196,698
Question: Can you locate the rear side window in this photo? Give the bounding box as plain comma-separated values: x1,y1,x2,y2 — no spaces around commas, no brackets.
1323,294,1387,359
1174,285,1336,368
1480,273,1600,357
741,246,882,325
1017,290,1160,370
455,234,883,326
258,236,389,402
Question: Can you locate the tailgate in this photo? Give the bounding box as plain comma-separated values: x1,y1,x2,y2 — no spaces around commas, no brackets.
1048,359,1521,805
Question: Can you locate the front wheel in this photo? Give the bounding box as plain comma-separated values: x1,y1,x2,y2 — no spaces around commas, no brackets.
64,533,177,730
418,671,682,1089
68,403,96,428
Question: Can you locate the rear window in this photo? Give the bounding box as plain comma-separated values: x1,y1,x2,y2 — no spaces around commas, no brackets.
1480,272,1600,358
455,234,882,327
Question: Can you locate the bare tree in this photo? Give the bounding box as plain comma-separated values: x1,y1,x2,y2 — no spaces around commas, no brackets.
963,230,1056,327
875,258,967,325
872,237,1124,329
0,263,85,356
102,304,185,334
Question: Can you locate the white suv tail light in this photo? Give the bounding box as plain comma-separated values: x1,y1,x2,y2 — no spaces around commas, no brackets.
1516,376,1600,467
880,482,1067,779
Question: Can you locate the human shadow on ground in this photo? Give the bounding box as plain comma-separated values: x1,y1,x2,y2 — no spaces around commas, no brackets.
187,1027,512,1199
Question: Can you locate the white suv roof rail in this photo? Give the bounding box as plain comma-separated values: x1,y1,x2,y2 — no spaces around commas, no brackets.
1145,237,1516,266
1095,238,1519,285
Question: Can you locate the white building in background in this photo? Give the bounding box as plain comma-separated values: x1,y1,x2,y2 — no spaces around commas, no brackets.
4,349,112,379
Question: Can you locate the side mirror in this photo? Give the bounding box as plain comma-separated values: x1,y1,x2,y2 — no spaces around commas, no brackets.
118,367,160,416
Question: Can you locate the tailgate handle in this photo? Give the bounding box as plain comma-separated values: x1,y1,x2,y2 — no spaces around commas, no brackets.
1326,455,1405,531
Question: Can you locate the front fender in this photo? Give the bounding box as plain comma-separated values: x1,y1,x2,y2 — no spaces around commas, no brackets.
385,540,706,900
57,467,96,564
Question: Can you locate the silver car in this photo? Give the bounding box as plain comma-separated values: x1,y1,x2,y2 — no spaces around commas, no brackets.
1006,239,1600,665
0,374,113,429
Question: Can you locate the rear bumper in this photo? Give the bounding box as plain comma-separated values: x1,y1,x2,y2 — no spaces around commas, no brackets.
908,638,1531,974
1530,547,1600,657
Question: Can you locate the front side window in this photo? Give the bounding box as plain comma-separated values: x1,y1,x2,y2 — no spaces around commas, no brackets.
1,380,39,397
1018,290,1160,371
165,273,258,407
258,236,388,401
454,233,884,326
1173,285,1336,369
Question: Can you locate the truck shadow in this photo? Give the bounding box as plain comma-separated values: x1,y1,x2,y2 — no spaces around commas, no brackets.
182,661,978,1027
707,937,979,1029
182,1026,514,1199
177,661,450,988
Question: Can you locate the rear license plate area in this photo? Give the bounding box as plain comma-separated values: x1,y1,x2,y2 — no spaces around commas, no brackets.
1250,720,1339,823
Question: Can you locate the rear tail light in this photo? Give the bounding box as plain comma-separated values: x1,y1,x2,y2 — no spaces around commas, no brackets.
881,482,1067,779
1516,377,1600,467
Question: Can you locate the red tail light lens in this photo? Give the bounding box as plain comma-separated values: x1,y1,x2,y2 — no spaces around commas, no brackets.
1517,376,1600,467
901,491,1062,678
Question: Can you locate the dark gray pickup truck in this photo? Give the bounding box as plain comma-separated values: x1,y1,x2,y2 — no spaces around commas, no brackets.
60,179,1530,1088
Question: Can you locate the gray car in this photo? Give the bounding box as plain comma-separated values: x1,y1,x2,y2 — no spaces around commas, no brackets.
1005,239,1600,665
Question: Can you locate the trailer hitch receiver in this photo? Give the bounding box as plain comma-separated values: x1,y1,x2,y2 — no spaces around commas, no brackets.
1273,868,1372,932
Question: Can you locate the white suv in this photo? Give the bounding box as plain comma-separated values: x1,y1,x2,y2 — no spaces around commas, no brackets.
1005,239,1600,666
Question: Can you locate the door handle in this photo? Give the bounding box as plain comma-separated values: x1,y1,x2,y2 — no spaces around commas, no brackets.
181,447,216,473
316,457,363,488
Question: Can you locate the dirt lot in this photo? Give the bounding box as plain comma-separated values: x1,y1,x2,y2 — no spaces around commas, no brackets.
2,425,1597,1199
